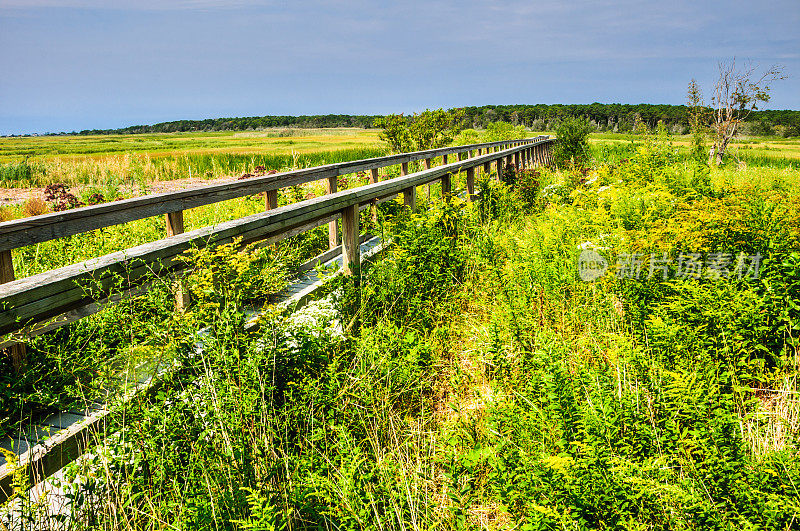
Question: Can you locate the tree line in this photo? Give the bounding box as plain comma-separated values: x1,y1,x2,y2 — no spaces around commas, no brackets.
71,104,799,137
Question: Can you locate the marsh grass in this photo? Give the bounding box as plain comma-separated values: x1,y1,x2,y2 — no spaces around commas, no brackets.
3,135,800,529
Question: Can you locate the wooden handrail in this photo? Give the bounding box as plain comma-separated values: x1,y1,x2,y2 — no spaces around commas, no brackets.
0,138,545,252
0,139,554,338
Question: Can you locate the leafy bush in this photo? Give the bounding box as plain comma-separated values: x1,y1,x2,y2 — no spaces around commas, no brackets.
552,117,593,167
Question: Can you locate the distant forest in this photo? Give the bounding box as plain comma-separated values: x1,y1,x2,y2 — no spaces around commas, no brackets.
74,104,800,137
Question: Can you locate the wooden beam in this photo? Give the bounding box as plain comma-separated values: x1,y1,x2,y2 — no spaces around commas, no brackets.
441,172,451,200
0,139,531,252
165,211,184,237
0,250,25,372
466,167,475,201
0,142,541,337
369,168,379,225
165,211,190,311
341,204,360,277
403,186,416,211
424,158,432,199
325,176,340,249
265,189,278,210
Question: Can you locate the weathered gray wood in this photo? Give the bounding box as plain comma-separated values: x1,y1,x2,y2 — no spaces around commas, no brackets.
341,204,359,276
441,172,451,200
265,189,278,210
0,139,541,252
466,167,475,201
165,211,190,311
165,211,184,237
325,176,340,249
0,141,551,337
0,250,25,372
403,186,416,210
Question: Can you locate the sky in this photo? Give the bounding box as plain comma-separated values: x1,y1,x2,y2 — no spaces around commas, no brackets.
1,0,799,135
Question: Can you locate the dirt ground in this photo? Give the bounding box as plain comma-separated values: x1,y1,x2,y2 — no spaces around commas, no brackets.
0,176,240,207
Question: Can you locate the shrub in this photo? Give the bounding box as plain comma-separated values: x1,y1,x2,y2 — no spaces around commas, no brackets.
22,197,48,217
553,117,592,167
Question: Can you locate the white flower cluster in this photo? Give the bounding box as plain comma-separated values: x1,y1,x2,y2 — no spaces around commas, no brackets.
285,293,344,341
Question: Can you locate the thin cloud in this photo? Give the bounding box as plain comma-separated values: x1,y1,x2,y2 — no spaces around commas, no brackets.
0,0,273,10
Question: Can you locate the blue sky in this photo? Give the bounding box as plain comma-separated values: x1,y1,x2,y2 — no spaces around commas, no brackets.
1,0,798,135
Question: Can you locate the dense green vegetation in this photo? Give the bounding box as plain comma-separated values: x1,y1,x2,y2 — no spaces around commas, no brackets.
3,129,799,529
11,104,797,139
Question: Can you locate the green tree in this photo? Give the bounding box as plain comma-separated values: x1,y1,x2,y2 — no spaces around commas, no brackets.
687,79,709,162
552,117,592,167
373,114,413,153
374,109,464,153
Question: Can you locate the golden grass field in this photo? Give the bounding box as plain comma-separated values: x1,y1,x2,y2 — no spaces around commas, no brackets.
0,128,383,164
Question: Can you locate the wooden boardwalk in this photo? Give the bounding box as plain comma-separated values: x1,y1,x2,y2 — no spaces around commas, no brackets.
0,137,554,504
0,235,386,502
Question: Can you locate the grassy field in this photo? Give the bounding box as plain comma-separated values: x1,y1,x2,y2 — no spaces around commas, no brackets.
0,128,386,190
0,128,382,162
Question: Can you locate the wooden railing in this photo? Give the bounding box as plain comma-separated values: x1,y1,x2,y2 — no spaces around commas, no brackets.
0,137,554,369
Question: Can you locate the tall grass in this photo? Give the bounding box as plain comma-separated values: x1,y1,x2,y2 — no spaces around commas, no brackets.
0,147,389,188
3,139,800,529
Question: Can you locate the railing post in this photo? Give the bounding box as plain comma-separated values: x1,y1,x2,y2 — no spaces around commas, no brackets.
403,186,416,210
514,151,520,171
425,158,432,198
441,171,451,200
165,211,191,312
496,158,504,181
265,189,278,210
325,176,340,249
466,167,475,201
342,203,360,277
369,168,379,225
400,159,416,209
0,250,26,373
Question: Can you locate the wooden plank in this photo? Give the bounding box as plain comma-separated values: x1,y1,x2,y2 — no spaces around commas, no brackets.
403,186,416,211
0,249,25,372
341,204,359,277
466,167,475,201
165,211,190,311
265,189,278,210
0,139,537,252
425,158,432,198
0,142,540,337
441,172,451,200
165,211,184,237
325,176,340,249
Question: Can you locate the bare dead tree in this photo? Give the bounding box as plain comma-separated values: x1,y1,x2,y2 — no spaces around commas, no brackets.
710,58,785,165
